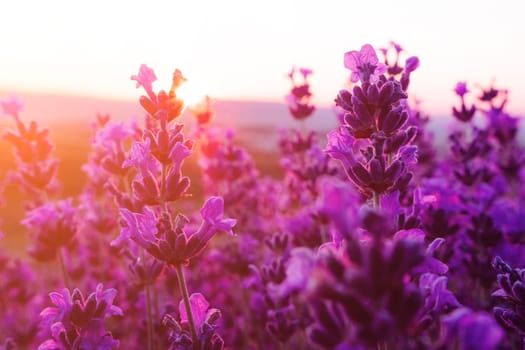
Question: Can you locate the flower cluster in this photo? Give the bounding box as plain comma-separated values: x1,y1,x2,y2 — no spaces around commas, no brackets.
1,96,58,201
38,284,122,349
330,43,418,205
285,67,315,121
1,42,524,350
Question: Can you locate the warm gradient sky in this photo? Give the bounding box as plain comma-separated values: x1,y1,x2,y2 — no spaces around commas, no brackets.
0,0,523,116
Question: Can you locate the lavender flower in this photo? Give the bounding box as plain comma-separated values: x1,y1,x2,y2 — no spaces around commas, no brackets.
0,95,24,118
440,308,503,350
492,256,525,345
113,197,235,266
344,44,387,84
39,284,122,350
131,64,157,99
285,66,315,120
163,293,224,350
21,198,77,261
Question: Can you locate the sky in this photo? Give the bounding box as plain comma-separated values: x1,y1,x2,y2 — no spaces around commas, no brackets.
0,0,524,116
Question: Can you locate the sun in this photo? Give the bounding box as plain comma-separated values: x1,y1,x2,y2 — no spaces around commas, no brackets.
177,80,206,108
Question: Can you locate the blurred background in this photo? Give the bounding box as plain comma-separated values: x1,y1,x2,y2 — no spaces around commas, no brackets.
1,0,524,253
1,0,524,114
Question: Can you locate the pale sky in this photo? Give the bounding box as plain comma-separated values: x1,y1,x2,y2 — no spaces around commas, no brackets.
0,0,524,116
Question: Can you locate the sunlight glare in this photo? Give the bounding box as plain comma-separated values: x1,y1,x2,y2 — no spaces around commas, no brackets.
177,80,207,108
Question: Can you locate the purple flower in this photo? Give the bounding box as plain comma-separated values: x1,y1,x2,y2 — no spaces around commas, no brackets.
92,121,133,151
122,138,158,176
172,69,187,90
21,198,77,261
114,197,235,265
179,293,220,329
131,64,157,97
111,207,157,247
419,273,461,315
39,321,120,350
77,321,121,350
40,288,74,329
38,322,69,350
0,95,24,117
285,66,315,120
325,127,357,169
165,292,223,350
39,284,122,350
274,247,316,298
199,196,236,236
454,81,469,97
344,44,387,83
299,67,313,78
169,141,193,172
393,229,448,274
41,284,123,327
404,56,420,74
441,308,503,350
399,145,418,165
316,177,360,240
400,56,420,90
390,41,403,53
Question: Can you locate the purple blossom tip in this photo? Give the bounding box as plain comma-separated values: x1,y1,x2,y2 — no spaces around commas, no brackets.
179,293,210,327
299,67,313,78
344,44,387,84
399,145,418,165
122,138,154,171
0,95,24,117
200,196,236,236
172,69,187,90
405,56,420,73
131,64,157,95
169,142,193,169
454,81,469,97
112,207,158,247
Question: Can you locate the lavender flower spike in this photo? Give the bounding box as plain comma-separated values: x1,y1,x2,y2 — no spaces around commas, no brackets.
131,64,157,98
344,44,387,83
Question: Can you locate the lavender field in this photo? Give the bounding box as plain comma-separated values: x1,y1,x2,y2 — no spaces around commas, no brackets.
0,42,524,350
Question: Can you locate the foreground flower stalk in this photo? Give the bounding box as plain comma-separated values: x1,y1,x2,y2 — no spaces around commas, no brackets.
176,263,198,344
58,247,71,290
112,65,236,349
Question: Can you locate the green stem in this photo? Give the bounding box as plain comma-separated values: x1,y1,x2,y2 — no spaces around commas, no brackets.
160,163,168,213
300,119,306,134
145,284,154,350
153,286,160,325
58,248,71,290
373,191,381,210
140,249,154,350
377,341,388,350
176,264,198,345
320,224,328,243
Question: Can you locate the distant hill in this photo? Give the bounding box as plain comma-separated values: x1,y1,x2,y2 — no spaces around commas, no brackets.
0,90,341,149
0,90,458,152
0,90,337,127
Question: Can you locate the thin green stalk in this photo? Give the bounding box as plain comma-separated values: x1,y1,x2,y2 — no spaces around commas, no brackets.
145,283,154,350
377,341,388,350
373,191,381,210
176,264,198,345
160,163,168,213
140,249,154,350
58,248,71,290
299,119,306,134
153,286,160,325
